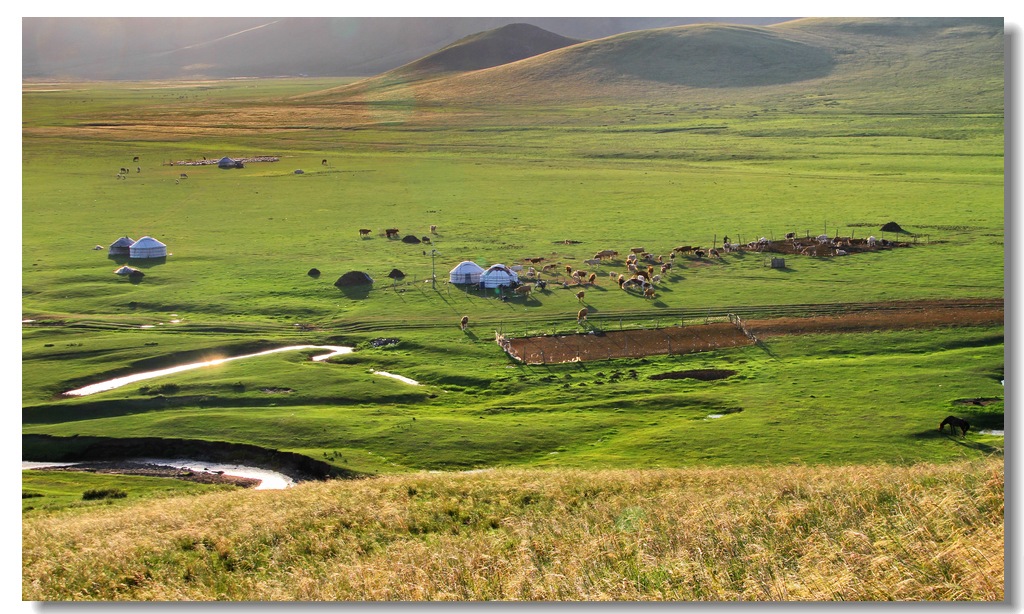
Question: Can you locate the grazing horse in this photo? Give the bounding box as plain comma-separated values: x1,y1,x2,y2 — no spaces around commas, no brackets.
939,415,970,437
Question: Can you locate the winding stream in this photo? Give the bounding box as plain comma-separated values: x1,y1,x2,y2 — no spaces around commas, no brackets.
64,345,354,396
22,459,294,490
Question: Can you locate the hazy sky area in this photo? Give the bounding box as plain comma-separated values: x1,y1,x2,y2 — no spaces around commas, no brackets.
22,17,798,80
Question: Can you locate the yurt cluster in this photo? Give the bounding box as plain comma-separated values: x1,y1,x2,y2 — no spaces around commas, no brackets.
106,235,168,279
449,261,519,288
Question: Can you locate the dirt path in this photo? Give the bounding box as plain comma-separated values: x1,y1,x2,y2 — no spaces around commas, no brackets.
505,299,1003,364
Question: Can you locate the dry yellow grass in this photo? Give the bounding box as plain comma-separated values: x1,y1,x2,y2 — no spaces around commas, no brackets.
23,458,1003,601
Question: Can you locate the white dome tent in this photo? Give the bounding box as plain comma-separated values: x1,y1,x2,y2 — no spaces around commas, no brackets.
449,261,485,285
479,264,519,289
129,236,167,259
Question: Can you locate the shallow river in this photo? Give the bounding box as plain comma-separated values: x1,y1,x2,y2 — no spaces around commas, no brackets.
22,459,295,490
61,343,419,395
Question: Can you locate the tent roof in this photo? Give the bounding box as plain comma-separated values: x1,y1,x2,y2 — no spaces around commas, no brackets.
109,236,135,248
449,261,485,274
132,236,166,248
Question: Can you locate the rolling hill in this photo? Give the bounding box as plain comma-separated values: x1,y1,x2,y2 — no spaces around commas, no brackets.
305,17,1003,111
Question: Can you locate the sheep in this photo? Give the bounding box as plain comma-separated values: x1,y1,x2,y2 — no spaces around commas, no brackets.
133,156,139,162
577,307,588,324
644,286,656,299
673,245,693,254
542,264,557,273
660,263,671,274
460,316,469,330
651,274,661,285
120,167,129,174
575,290,585,303
630,247,646,254
609,271,618,280
136,167,141,173
588,273,597,285
694,249,706,259
835,249,848,256
709,248,721,258
617,274,626,287
584,258,603,267
785,232,796,240
646,265,655,276
359,228,372,237
179,173,188,179
594,250,618,259
867,235,878,247
622,278,640,290
322,159,328,166
514,284,534,297
430,225,437,234
627,263,638,273
565,265,573,275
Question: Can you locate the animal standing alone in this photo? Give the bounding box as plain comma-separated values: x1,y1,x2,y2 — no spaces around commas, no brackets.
577,307,588,324
575,290,585,303
460,316,469,331
939,415,970,437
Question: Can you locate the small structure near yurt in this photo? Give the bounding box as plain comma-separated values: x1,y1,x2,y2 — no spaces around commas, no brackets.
334,271,374,287
769,257,786,269
218,157,244,169
113,265,137,276
880,221,904,233
401,235,422,244
108,236,135,257
449,261,485,285
387,269,406,281
129,236,167,259
480,264,519,289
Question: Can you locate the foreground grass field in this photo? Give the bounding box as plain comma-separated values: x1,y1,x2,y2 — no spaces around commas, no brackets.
22,458,1003,600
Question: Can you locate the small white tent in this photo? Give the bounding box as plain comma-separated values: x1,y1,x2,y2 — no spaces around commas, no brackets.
480,264,519,288
449,261,485,285
129,236,167,259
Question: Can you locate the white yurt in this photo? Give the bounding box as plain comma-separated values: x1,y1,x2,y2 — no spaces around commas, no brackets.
449,261,485,285
480,264,519,288
129,236,167,259
108,236,135,256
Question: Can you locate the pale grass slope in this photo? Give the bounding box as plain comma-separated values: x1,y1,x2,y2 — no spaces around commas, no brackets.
23,458,1003,601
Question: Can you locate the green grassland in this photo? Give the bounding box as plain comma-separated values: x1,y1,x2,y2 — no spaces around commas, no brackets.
22,469,235,514
22,75,1004,476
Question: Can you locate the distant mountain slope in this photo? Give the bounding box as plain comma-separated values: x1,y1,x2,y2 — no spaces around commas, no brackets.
24,17,789,80
393,23,582,76
308,17,1002,111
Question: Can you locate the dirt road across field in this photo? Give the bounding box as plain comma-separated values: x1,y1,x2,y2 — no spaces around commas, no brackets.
503,299,1003,364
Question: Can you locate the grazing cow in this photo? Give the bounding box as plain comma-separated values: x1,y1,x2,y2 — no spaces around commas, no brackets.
939,415,970,437
709,248,721,258
577,307,588,324
322,159,328,166
673,245,693,254
359,228,372,237
385,228,400,239
460,316,469,331
575,290,585,303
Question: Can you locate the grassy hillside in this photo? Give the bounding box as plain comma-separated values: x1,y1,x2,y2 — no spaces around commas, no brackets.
22,458,1003,600
310,17,1002,111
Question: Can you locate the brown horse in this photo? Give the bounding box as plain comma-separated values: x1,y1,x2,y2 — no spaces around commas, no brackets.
939,415,970,437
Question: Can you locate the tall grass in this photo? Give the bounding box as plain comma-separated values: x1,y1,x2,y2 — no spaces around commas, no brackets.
23,458,1002,601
